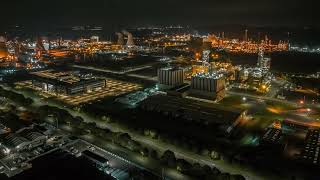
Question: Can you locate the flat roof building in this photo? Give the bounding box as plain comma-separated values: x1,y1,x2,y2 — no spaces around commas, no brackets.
0,128,47,152
140,94,245,133
299,129,320,166
1,134,30,151
261,128,282,145
158,67,184,90
189,72,226,101
30,70,106,95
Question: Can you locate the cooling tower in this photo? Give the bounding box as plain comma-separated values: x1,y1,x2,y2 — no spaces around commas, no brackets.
122,30,135,46
116,32,125,45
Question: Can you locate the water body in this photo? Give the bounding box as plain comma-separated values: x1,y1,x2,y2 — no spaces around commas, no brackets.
229,52,320,74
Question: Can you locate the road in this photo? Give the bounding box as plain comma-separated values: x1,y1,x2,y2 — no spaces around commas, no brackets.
1,84,273,180
62,138,164,180
1,85,191,180
227,90,297,106
73,65,124,75
72,65,158,82
55,125,190,180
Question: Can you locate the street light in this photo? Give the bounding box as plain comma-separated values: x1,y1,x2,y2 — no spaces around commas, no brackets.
262,85,267,89
242,97,247,101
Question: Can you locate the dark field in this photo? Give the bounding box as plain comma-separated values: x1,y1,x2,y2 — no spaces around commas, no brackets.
229,52,320,74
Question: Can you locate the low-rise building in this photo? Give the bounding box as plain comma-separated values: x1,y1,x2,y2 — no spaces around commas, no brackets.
261,128,282,145
257,48,271,70
31,70,106,95
82,150,109,168
18,129,47,148
0,127,47,152
140,94,246,133
299,129,320,166
157,67,184,90
189,72,226,101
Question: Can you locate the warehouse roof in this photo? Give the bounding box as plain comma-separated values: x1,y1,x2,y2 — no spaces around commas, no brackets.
140,95,244,126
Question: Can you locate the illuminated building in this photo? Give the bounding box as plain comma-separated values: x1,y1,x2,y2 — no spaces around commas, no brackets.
257,48,271,69
0,36,9,59
157,67,184,89
35,37,47,58
210,62,235,81
189,72,226,101
234,67,249,82
191,61,210,77
90,36,99,43
205,32,288,53
31,70,106,95
202,50,210,62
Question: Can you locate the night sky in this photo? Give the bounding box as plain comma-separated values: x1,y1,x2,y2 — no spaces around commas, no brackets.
2,0,317,28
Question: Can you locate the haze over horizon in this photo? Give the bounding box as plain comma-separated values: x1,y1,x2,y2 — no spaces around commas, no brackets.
2,0,317,29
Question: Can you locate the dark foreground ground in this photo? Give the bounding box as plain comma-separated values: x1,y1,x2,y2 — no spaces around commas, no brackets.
0,150,113,180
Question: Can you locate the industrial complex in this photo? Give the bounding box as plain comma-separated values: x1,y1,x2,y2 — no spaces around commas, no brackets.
140,94,246,133
30,70,106,95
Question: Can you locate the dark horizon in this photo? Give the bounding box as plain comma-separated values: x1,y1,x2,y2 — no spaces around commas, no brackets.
2,0,317,30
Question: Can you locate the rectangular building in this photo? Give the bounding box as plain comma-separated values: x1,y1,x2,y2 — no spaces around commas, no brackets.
30,70,106,95
140,95,245,133
82,150,109,168
299,129,320,166
257,49,271,70
189,72,226,101
158,67,184,89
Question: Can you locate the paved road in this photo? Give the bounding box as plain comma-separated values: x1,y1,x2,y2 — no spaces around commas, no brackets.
1,85,191,180
2,85,270,180
227,90,297,106
72,65,158,82
73,65,124,75
62,138,164,180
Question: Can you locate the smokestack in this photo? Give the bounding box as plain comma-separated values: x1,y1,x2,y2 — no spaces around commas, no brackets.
14,40,20,57
244,29,248,42
115,32,125,45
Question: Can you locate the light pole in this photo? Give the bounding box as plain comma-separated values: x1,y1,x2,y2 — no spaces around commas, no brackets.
54,117,58,129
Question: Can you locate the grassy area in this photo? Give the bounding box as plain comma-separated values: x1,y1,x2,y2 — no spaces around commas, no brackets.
218,95,246,109
265,100,297,111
